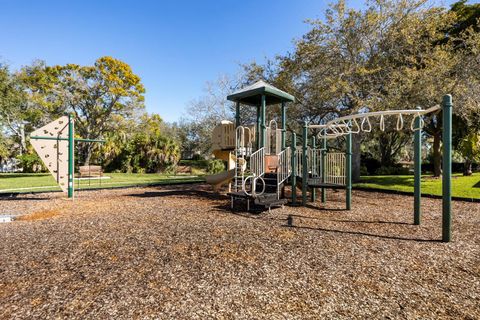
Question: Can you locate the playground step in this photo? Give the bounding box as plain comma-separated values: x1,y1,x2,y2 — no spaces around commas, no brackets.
254,193,288,209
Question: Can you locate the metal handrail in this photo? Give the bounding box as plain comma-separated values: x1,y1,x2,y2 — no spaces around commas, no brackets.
276,147,291,198
249,147,265,178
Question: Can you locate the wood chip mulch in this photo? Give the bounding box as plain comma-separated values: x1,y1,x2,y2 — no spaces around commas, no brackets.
0,184,479,319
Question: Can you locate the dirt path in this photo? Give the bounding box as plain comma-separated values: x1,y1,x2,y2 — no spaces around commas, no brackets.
0,185,479,319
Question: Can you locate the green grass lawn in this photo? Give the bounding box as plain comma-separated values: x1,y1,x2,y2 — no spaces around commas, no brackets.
2,172,479,200
0,173,205,193
354,172,480,200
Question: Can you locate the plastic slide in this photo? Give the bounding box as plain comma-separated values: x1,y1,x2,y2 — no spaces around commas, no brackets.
205,169,235,192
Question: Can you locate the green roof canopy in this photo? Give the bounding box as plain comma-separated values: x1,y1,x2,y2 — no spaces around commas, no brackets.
227,80,295,106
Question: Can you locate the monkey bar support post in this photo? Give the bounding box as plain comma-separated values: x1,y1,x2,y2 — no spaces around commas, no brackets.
68,114,74,199
321,136,326,203
346,132,352,210
414,109,422,225
442,94,452,242
311,136,316,202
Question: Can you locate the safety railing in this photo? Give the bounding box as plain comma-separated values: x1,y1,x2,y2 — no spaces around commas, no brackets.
295,147,303,177
276,147,291,198
309,148,324,178
325,153,346,185
249,147,265,178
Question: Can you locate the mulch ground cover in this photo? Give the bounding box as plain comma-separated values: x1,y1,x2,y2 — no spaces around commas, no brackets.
0,184,479,319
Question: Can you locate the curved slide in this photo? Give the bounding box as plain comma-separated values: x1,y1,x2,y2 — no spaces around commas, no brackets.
205,169,235,192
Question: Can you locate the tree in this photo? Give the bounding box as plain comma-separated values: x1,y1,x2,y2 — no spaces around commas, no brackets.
21,57,146,164
458,132,480,175
0,64,38,155
101,113,180,173
181,74,240,156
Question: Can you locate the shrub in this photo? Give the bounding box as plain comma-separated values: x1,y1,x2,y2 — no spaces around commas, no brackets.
207,159,226,174
16,153,45,173
375,165,410,175
361,156,382,175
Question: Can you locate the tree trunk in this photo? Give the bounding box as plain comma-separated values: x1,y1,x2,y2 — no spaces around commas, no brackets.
352,133,361,182
464,159,472,176
19,123,26,155
432,131,442,177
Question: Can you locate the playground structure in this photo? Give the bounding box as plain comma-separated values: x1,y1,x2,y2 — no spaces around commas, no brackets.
30,115,104,198
211,81,453,242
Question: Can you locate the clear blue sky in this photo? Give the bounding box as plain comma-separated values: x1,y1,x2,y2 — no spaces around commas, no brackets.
0,0,459,122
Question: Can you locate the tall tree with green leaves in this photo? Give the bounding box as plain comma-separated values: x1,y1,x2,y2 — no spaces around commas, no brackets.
21,56,146,164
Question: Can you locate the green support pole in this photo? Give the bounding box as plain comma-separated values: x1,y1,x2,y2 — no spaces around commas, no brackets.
346,132,352,210
302,122,308,206
281,101,286,150
311,136,316,202
321,135,327,203
442,94,452,242
261,94,266,148
291,132,297,205
256,105,261,149
68,114,74,199
414,108,422,225
235,102,240,128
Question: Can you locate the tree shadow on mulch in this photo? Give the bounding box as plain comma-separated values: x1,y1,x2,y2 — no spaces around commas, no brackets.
0,195,50,201
283,215,439,242
288,213,411,226
126,187,229,201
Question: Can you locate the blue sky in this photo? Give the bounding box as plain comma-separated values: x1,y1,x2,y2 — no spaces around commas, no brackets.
0,0,459,122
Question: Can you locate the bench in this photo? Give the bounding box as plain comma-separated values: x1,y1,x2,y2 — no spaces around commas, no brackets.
176,165,192,175
78,165,103,178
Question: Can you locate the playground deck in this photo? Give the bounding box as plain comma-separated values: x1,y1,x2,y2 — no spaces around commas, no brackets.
0,185,479,319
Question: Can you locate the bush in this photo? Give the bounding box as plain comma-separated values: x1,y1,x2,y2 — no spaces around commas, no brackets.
206,159,226,174
361,157,382,175
16,153,45,173
192,154,204,161
375,165,410,175
360,165,369,176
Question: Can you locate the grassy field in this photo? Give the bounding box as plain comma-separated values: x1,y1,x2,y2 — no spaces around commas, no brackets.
0,173,204,193
355,173,480,200
1,172,479,199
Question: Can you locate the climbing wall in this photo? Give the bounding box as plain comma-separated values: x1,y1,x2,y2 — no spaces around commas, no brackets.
30,116,70,193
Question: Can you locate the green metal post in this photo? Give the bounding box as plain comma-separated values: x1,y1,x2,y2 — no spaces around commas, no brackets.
261,94,266,148
235,102,240,128
321,135,327,203
311,136,316,202
256,105,260,149
346,132,352,210
68,114,74,199
291,132,297,205
302,122,308,206
414,108,422,225
442,94,452,242
281,101,286,150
